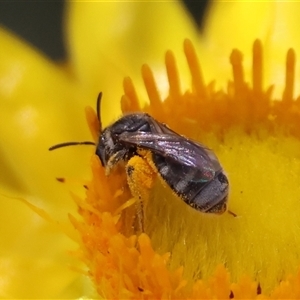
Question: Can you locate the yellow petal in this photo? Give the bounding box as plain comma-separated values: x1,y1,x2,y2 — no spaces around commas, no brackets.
0,194,90,298
0,28,95,297
203,1,300,97
0,28,93,217
65,0,200,126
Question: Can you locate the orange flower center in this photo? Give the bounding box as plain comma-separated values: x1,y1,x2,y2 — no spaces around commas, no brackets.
72,39,300,298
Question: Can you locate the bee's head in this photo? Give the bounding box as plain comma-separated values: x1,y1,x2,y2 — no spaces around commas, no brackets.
96,127,120,167
96,113,154,167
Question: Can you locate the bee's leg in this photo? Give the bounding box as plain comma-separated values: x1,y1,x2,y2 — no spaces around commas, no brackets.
105,149,127,175
125,155,156,233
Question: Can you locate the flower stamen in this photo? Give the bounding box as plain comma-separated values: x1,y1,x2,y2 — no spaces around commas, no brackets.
283,48,295,104
85,105,99,142
183,39,206,98
252,39,263,94
122,76,141,112
141,64,163,113
165,50,181,99
230,49,245,97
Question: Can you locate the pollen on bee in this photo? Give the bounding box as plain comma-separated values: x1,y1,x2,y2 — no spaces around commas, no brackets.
126,152,157,204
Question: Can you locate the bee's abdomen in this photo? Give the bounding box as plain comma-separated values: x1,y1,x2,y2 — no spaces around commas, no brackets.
152,154,229,213
153,154,208,198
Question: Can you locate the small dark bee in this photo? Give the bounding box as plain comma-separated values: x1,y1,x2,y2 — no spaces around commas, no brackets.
98,115,229,214
50,93,230,215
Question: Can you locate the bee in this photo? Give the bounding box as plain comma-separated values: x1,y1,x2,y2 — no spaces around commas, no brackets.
49,93,230,217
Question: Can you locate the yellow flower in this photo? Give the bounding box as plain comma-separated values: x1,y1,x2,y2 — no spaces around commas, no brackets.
0,28,91,298
2,1,300,298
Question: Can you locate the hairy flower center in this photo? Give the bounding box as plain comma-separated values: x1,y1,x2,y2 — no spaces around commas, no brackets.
146,130,300,292
76,39,300,298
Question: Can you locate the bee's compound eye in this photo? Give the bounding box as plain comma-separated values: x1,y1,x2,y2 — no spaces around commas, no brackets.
95,144,107,166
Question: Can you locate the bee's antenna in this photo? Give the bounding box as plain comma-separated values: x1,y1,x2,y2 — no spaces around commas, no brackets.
49,93,102,152
97,92,102,132
49,141,96,151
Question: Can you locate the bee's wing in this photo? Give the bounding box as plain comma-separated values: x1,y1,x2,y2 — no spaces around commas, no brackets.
119,132,222,180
